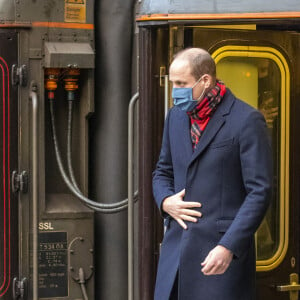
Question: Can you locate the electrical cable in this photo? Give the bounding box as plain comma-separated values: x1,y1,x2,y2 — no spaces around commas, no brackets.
78,268,89,300
67,100,81,193
66,100,139,211
49,100,133,213
66,100,130,212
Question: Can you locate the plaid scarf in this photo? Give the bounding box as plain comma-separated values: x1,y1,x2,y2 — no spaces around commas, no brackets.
188,80,226,148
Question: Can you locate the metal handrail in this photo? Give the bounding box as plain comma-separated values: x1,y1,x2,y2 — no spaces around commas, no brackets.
164,75,169,118
30,82,39,300
128,92,139,300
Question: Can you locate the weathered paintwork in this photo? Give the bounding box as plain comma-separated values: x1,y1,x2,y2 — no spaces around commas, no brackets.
0,0,94,24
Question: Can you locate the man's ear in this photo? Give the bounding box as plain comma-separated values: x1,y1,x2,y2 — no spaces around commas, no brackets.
204,74,213,89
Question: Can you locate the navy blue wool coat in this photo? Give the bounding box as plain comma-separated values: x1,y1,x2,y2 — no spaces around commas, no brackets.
152,89,272,300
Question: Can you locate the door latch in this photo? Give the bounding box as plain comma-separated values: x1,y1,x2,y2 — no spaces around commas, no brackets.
159,66,166,87
11,64,28,86
12,277,27,300
277,273,300,300
11,171,28,193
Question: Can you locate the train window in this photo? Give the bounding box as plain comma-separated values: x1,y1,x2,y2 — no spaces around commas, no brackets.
212,46,290,271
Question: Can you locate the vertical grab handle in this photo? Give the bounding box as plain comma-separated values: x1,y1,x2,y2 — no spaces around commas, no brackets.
164,75,169,119
128,92,139,300
30,82,39,300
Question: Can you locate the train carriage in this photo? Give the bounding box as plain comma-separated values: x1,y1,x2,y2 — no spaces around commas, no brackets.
1,0,300,299
136,1,300,299
0,0,136,299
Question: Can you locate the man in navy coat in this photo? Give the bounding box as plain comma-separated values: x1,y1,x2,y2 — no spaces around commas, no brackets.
152,48,272,299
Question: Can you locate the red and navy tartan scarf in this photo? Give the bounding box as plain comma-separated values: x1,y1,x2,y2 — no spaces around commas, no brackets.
187,80,226,149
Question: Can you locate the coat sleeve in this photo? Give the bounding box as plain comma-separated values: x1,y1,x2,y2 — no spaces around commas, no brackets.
218,110,273,258
152,110,175,215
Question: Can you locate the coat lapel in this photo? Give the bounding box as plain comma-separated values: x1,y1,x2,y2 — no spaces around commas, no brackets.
188,90,235,166
188,114,225,165
176,109,193,159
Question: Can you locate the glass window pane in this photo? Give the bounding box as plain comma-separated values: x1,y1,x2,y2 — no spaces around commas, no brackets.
216,56,280,261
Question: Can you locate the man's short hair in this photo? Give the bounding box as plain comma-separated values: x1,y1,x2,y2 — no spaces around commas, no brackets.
173,48,216,80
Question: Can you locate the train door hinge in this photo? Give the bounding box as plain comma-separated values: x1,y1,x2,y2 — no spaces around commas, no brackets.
11,64,28,86
11,170,28,193
12,277,28,300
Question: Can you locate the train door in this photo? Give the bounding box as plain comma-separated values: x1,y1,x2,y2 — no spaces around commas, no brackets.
185,27,298,299
0,30,18,299
139,25,300,299
176,26,300,299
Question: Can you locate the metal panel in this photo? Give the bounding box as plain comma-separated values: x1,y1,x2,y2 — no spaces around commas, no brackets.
137,0,300,15
0,30,18,300
0,0,15,21
44,42,95,68
15,0,94,24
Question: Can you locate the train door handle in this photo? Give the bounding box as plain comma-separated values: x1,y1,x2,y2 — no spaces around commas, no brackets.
30,81,39,299
276,273,300,300
128,92,139,300
11,170,28,193
12,277,28,300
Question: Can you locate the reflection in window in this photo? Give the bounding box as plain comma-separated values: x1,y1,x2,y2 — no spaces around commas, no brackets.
256,58,280,260
216,57,280,261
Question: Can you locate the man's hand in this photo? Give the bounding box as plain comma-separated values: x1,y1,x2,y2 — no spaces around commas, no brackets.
162,189,202,230
201,245,233,275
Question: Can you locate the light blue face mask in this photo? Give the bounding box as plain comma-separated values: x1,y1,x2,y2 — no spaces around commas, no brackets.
172,75,206,112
